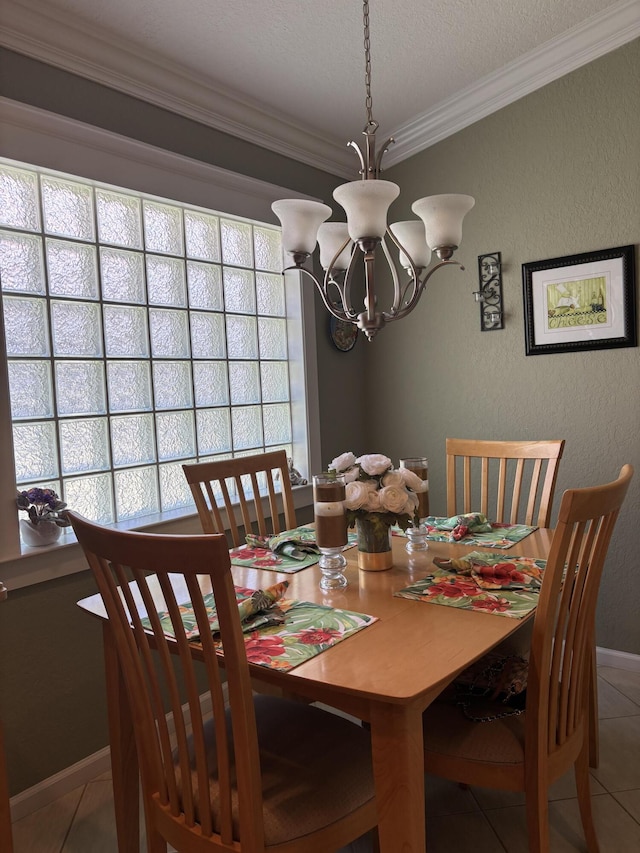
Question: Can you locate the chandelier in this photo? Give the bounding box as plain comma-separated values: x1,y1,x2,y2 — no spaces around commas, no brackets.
272,0,475,341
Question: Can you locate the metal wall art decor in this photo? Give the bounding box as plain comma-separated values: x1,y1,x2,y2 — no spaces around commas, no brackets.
474,252,503,331
522,245,636,355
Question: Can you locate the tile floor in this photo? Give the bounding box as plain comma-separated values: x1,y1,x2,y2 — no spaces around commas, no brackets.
11,666,640,852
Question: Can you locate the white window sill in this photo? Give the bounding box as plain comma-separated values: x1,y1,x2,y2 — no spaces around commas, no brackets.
1,484,313,592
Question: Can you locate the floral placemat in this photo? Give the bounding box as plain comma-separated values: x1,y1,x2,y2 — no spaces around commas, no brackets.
230,526,358,573
142,585,282,640
394,551,546,619
143,587,377,672
393,517,536,549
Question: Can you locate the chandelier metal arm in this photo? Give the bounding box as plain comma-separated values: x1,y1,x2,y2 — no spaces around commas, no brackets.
390,259,465,322
336,247,362,320
283,263,355,322
379,236,408,313
382,229,421,311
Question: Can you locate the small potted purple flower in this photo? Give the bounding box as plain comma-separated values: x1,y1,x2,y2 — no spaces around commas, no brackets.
16,487,71,547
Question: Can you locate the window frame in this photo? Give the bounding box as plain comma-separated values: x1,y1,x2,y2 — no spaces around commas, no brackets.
0,98,321,589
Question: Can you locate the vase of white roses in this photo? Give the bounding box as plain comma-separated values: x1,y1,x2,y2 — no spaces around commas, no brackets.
328,452,425,571
16,487,71,547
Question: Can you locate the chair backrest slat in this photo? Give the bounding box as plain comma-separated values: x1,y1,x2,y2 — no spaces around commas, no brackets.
524,465,633,760
446,438,565,527
183,450,297,547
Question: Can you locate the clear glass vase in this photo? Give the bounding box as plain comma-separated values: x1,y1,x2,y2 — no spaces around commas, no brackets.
313,473,348,589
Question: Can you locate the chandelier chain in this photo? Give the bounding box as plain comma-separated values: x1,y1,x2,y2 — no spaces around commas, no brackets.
363,0,374,127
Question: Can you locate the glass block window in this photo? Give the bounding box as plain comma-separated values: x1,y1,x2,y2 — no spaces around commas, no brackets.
1,160,294,526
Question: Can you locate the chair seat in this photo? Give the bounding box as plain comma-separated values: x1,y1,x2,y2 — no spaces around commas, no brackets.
176,695,375,846
423,700,525,767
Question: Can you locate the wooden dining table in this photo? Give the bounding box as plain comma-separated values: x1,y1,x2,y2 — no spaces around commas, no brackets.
77,525,553,853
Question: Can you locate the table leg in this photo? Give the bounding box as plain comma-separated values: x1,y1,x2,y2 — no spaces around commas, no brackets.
370,701,426,852
103,623,140,853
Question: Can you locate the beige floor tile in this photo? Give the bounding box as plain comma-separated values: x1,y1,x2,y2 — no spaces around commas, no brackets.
612,789,640,823
470,768,606,811
596,674,640,718
425,810,506,853
12,786,84,853
485,793,640,852
424,774,481,816
62,779,120,852
591,715,640,792
598,666,640,706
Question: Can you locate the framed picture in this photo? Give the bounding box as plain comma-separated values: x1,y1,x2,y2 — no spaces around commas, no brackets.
522,245,636,355
329,316,358,352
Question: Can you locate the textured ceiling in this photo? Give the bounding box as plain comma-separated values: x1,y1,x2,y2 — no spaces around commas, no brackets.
2,0,639,175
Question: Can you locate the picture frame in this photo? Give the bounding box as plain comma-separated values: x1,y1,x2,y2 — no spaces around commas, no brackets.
522,245,636,356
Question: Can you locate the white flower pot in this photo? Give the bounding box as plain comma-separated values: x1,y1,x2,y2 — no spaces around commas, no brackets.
20,519,62,547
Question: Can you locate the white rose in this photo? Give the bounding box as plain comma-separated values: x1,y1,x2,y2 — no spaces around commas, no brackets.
329,451,357,473
343,467,360,483
405,493,419,514
382,470,405,488
363,489,382,512
345,480,377,510
399,468,427,492
379,485,410,514
357,454,392,476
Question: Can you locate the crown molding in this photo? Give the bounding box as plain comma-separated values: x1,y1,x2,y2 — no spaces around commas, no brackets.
385,0,640,166
0,97,318,222
0,0,355,178
1,0,638,176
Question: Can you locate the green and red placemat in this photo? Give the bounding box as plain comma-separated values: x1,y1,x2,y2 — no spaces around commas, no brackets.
143,583,377,672
230,525,358,573
394,551,546,619
393,514,536,549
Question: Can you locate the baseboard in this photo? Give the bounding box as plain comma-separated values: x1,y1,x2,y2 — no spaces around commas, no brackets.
10,746,112,822
596,645,640,672
11,690,216,823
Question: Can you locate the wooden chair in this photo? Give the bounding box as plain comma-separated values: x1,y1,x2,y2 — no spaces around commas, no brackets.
423,464,633,853
446,438,565,527
68,511,377,853
183,451,297,547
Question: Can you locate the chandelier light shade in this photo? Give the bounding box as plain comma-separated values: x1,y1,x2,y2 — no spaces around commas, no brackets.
389,221,432,271
271,0,475,340
411,194,476,258
318,222,353,270
270,199,332,255
332,180,400,241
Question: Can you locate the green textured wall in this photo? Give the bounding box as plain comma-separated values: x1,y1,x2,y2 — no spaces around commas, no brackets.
370,39,640,654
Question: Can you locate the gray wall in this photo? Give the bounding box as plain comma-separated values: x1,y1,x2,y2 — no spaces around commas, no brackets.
369,39,640,654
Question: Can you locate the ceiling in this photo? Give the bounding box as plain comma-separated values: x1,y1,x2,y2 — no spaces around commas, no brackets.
2,0,638,177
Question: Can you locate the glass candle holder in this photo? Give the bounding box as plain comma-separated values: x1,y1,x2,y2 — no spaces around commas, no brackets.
400,457,430,553
313,473,348,589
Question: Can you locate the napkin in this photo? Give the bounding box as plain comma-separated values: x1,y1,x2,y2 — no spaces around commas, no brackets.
429,512,493,541
245,526,319,560
194,581,291,638
432,552,544,591
237,580,290,628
